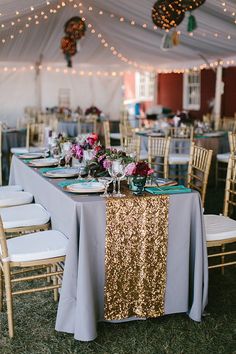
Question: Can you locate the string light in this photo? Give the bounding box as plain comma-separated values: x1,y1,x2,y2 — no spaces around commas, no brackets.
0,0,76,45
0,58,235,76
221,0,236,25
80,1,235,43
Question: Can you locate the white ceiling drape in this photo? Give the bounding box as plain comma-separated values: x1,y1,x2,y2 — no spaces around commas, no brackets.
0,0,235,69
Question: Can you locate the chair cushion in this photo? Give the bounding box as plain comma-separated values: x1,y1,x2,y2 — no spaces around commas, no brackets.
110,133,121,140
169,153,190,165
216,153,230,163
11,147,45,154
0,185,23,192
0,230,68,262
1,204,50,229
11,147,29,154
204,214,236,241
0,191,33,207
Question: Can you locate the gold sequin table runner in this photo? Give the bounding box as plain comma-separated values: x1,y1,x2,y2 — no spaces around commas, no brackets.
104,194,169,320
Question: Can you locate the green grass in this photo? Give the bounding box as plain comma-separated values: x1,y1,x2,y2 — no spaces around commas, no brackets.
0,186,236,354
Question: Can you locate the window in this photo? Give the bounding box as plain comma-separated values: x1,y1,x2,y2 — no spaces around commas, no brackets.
135,71,156,101
183,71,201,110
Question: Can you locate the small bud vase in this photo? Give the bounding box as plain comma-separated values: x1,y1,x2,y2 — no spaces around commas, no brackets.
132,176,147,196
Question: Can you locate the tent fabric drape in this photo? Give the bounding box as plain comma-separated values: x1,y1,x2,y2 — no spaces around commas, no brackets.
0,68,123,124
0,0,235,68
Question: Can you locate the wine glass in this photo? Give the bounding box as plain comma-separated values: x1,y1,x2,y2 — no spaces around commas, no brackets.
83,150,94,180
51,145,62,164
108,164,117,195
75,158,86,179
110,160,126,198
62,142,72,168
64,151,72,168
98,177,113,197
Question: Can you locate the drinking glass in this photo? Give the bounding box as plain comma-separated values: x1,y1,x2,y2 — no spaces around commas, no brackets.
98,177,113,197
75,158,86,179
83,150,94,180
110,160,126,198
62,142,72,168
64,151,72,168
108,165,117,195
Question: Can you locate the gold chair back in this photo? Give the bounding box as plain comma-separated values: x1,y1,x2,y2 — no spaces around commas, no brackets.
103,121,111,148
148,136,171,178
123,135,141,160
228,131,236,153
221,117,236,132
169,126,194,140
0,216,65,338
78,115,97,135
26,122,45,149
223,154,236,216
187,143,213,207
0,124,2,185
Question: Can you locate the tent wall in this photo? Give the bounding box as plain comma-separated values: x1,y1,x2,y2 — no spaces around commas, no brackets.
0,69,123,126
0,70,36,126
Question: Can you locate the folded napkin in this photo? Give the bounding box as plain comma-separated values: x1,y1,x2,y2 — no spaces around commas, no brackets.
58,179,96,188
145,185,191,195
39,167,63,174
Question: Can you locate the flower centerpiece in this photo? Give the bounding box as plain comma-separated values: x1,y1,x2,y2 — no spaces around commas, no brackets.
70,133,98,162
88,146,134,177
85,105,102,117
125,161,154,195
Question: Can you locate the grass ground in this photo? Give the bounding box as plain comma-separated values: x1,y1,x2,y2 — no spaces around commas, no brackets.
0,186,235,354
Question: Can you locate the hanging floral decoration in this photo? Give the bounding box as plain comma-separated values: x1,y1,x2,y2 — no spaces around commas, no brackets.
61,17,86,68
152,1,185,31
152,0,205,50
180,0,205,12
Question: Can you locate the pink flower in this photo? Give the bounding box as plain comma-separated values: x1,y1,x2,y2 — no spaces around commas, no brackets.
71,144,84,160
103,159,112,170
147,168,154,176
125,162,136,176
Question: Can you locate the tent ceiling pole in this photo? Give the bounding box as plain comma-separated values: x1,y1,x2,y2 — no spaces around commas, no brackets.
213,63,223,131
35,54,43,110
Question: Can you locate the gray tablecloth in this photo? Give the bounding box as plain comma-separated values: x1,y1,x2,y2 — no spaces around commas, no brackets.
57,121,95,137
9,156,208,341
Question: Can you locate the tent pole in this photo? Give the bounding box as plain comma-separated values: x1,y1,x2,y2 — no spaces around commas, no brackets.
213,63,223,131
35,54,43,111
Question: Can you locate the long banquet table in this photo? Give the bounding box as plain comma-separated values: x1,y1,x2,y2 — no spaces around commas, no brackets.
9,156,208,341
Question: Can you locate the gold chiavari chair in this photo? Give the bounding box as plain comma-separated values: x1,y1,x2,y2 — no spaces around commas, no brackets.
148,137,171,178
216,131,236,186
187,143,213,208
123,135,141,160
103,121,122,149
221,117,236,132
204,154,236,273
168,126,194,182
0,215,67,337
103,121,111,148
11,122,45,155
119,122,133,148
0,124,2,186
78,115,97,135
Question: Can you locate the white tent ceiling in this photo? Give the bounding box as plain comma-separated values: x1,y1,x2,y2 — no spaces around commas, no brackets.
0,0,236,70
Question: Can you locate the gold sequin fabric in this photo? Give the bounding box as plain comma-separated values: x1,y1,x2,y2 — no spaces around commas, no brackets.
104,194,169,320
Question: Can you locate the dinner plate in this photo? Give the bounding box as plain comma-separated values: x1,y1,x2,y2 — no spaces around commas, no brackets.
65,182,104,193
29,158,58,167
44,168,78,178
18,153,44,159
